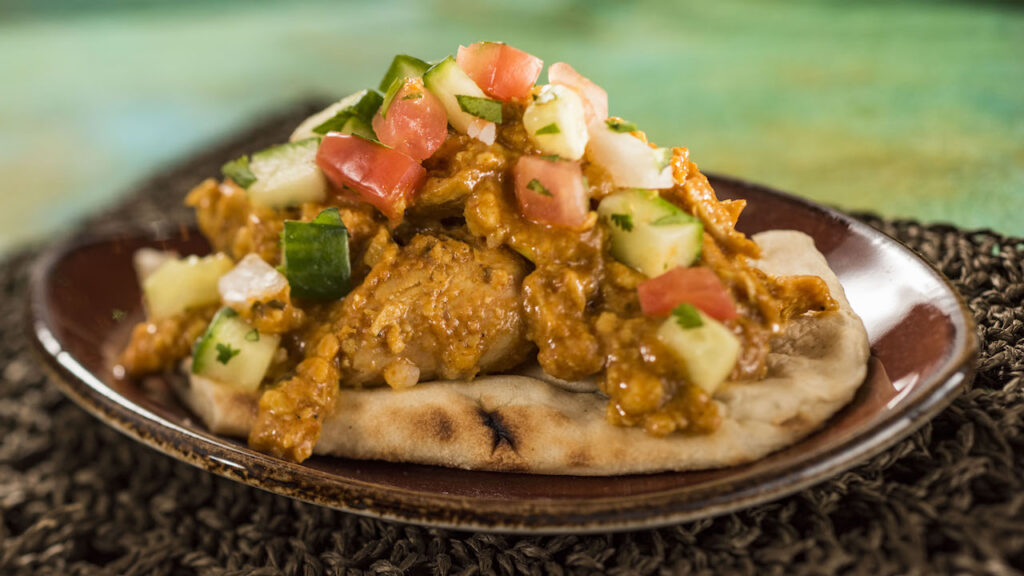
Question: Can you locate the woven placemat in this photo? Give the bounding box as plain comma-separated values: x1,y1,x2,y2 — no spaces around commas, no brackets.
1,103,1021,576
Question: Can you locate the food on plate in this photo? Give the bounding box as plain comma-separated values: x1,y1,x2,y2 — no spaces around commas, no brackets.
116,42,869,474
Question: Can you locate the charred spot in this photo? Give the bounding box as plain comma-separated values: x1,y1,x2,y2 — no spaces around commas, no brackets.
568,448,592,468
416,408,456,443
478,408,516,453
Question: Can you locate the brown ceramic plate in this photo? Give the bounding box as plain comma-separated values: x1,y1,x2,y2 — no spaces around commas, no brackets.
28,175,977,534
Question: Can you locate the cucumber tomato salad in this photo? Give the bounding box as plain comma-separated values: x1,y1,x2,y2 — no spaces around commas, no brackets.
119,42,837,462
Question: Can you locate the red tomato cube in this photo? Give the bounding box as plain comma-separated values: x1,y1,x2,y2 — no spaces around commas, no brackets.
513,155,589,228
638,266,738,321
457,42,543,101
372,78,448,162
315,133,426,220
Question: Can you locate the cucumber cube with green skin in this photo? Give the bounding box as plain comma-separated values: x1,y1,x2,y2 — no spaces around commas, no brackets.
143,253,234,321
423,56,496,135
280,208,351,301
339,115,377,141
656,306,740,395
192,308,281,392
522,85,589,160
598,190,703,277
246,138,329,208
378,54,430,92
289,89,383,142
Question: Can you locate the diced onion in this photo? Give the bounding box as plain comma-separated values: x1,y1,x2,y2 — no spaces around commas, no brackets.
586,125,674,189
467,118,496,145
218,254,289,307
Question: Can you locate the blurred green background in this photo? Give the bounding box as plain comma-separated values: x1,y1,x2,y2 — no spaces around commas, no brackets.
1,0,1022,254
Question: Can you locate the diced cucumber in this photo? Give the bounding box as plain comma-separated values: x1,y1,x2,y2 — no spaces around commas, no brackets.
280,208,351,300
598,189,679,223
598,190,703,276
380,76,405,118
423,56,497,137
289,89,383,142
378,54,430,92
522,85,589,160
656,305,740,395
192,308,280,392
133,248,178,284
586,120,674,189
610,219,703,277
247,138,328,208
338,114,376,141
143,253,234,320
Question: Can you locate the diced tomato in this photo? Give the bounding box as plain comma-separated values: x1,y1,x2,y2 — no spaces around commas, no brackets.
513,156,589,228
371,78,448,162
638,267,738,321
457,42,543,101
315,133,426,220
548,62,608,124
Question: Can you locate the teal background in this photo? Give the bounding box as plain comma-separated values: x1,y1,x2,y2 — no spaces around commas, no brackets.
1,0,1022,254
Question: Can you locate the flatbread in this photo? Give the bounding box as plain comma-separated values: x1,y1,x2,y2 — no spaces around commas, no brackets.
177,231,870,475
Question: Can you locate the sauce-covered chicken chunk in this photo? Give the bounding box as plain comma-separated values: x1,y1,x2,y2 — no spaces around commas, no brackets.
334,233,532,387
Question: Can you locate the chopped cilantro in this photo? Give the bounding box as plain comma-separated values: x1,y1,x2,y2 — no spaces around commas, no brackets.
111,309,126,322
456,95,502,123
245,330,260,343
535,122,561,135
540,154,561,161
402,92,424,100
215,343,241,365
527,179,552,197
605,118,638,133
221,156,256,189
609,213,634,232
672,304,703,329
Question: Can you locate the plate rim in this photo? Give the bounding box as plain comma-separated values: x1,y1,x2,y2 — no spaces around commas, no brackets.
26,174,979,534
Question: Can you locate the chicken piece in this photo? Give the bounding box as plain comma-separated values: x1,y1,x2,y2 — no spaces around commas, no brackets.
522,264,604,381
668,148,761,259
334,233,532,387
412,134,512,219
702,235,837,332
118,305,218,377
185,179,289,264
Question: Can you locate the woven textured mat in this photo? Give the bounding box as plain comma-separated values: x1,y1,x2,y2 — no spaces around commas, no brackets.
1,104,1022,576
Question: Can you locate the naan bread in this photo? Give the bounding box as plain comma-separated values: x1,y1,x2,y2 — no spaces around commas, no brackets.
177,231,870,475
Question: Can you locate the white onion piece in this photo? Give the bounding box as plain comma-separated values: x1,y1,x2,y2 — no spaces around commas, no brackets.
467,118,496,145
133,248,179,284
586,123,674,189
218,254,288,307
